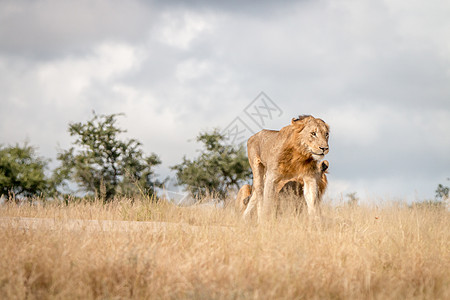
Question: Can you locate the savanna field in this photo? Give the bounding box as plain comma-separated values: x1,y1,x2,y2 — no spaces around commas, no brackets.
0,198,449,299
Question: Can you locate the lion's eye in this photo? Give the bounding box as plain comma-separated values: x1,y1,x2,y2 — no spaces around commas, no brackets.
325,132,329,138
311,132,317,137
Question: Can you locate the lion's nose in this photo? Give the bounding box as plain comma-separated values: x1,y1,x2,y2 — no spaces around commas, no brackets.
320,146,328,153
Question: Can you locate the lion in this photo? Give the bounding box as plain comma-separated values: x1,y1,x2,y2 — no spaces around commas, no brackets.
240,115,330,222
235,183,252,214
236,160,329,216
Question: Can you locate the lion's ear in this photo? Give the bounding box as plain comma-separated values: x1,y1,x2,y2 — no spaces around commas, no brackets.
291,115,310,130
291,119,306,132
291,116,303,125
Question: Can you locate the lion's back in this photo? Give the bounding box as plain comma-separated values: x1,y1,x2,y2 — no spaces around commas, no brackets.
247,129,283,165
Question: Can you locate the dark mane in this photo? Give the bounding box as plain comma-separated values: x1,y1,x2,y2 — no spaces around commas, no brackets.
292,115,312,122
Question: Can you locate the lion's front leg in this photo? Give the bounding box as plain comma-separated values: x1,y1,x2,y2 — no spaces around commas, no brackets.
303,176,320,216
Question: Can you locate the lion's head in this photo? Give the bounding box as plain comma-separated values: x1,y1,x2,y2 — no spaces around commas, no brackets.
291,115,330,161
278,115,330,177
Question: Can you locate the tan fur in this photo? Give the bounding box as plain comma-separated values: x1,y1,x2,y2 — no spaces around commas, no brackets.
278,160,329,198
237,160,329,215
235,184,252,214
240,115,330,222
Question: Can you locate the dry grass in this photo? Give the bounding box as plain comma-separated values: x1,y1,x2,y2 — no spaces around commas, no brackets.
0,198,449,299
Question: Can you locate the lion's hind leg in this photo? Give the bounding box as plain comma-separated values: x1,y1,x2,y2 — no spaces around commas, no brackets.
243,159,265,220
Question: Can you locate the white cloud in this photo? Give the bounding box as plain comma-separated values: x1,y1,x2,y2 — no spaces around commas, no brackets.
175,59,214,83
155,11,213,49
36,42,143,106
0,0,153,57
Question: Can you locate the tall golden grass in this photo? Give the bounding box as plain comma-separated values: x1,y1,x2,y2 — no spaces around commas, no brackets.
1,198,449,299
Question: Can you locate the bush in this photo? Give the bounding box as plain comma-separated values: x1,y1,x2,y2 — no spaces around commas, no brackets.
0,143,53,198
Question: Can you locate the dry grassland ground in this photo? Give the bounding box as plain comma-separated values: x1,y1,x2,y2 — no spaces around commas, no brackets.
0,199,449,299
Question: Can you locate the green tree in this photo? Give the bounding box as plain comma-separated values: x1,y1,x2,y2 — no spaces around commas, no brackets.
171,129,251,200
0,143,53,198
54,112,161,201
435,178,449,201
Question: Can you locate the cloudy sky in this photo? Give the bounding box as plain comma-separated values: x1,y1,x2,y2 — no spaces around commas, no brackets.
1,0,449,202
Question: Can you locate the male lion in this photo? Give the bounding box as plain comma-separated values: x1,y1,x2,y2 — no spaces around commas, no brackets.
241,115,330,222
